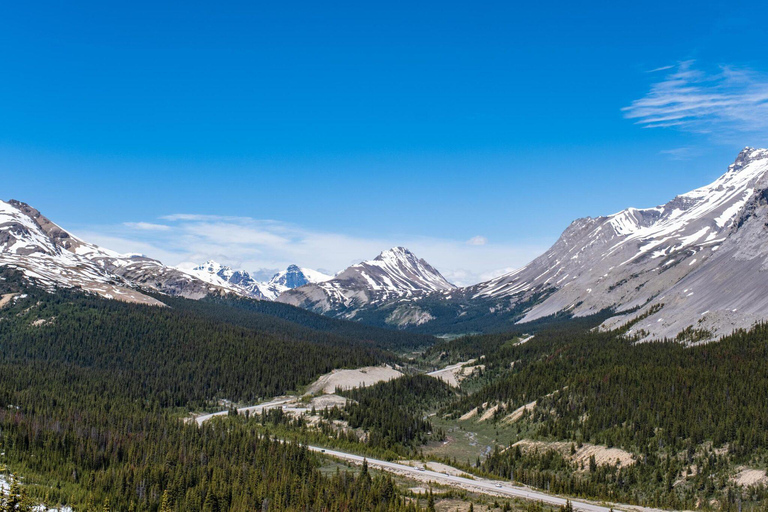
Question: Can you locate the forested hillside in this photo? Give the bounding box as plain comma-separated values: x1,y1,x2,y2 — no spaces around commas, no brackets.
0,288,391,406
0,270,431,510
169,294,437,351
426,319,768,509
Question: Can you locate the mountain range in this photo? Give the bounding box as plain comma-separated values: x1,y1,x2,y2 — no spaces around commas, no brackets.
282,147,768,340
181,260,332,300
3,147,768,342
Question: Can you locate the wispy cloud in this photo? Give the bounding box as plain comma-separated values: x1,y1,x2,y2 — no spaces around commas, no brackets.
124,222,171,231
466,235,487,246
658,147,701,161
624,61,768,140
78,216,548,287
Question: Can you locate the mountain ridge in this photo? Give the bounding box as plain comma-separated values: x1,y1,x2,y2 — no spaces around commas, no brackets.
182,260,332,300
276,246,455,322
278,147,768,341
0,199,236,305
4,148,768,341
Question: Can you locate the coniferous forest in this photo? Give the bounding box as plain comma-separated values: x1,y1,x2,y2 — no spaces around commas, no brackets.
0,270,428,511
4,265,768,511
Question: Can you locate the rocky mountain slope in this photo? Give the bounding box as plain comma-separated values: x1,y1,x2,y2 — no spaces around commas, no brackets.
277,148,768,341
463,147,768,340
277,247,455,323
6,148,768,341
0,200,236,305
399,147,768,340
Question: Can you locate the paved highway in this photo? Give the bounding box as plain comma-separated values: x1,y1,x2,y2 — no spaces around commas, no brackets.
307,446,668,512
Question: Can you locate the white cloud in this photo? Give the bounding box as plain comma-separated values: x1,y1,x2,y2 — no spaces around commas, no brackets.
659,147,700,161
78,216,549,287
624,60,768,140
648,65,674,73
123,222,171,231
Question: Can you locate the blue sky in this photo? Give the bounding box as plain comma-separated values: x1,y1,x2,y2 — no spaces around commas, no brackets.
2,1,768,284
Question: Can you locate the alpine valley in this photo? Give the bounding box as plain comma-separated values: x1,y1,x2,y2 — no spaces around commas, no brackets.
3,148,768,343
5,149,768,512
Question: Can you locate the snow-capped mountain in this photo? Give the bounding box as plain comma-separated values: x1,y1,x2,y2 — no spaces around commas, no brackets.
182,261,332,300
263,264,333,299
462,147,768,341
181,260,269,300
7,147,768,341
0,200,236,304
276,247,455,321
275,148,768,341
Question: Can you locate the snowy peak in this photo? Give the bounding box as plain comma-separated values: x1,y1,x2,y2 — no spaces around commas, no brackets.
1,199,116,260
181,260,266,299
0,200,234,305
261,264,333,299
276,247,454,317
181,261,332,301
342,246,455,294
729,146,768,173
268,264,332,290
468,147,768,341
193,260,228,274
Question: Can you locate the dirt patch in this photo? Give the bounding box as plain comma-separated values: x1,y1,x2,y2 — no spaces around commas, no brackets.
732,468,768,487
479,404,500,422
402,461,473,478
31,317,55,327
309,394,348,409
427,359,481,388
504,401,537,423
305,365,404,395
502,388,566,423
513,439,636,468
0,293,16,309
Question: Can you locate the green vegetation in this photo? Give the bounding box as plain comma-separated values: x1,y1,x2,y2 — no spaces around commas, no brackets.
321,289,559,335
0,270,429,510
5,264,768,511
172,293,437,351
332,375,456,451
0,282,392,407
434,320,768,509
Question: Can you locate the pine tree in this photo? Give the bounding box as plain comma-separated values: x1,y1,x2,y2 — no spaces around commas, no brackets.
160,490,172,512
203,491,219,512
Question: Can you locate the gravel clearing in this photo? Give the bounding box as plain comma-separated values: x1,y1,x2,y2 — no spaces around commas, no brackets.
304,365,403,395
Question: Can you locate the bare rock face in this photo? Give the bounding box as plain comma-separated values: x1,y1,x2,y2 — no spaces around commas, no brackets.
469,147,768,341
277,247,455,317
7,148,768,342
279,148,768,341
0,200,235,305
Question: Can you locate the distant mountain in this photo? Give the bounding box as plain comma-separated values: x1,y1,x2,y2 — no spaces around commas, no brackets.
0,200,233,305
182,260,269,299
7,147,768,342
182,261,332,300
263,264,333,299
277,247,455,325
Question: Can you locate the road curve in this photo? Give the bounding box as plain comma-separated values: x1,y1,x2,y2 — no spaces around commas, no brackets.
307,446,668,512
194,397,295,426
